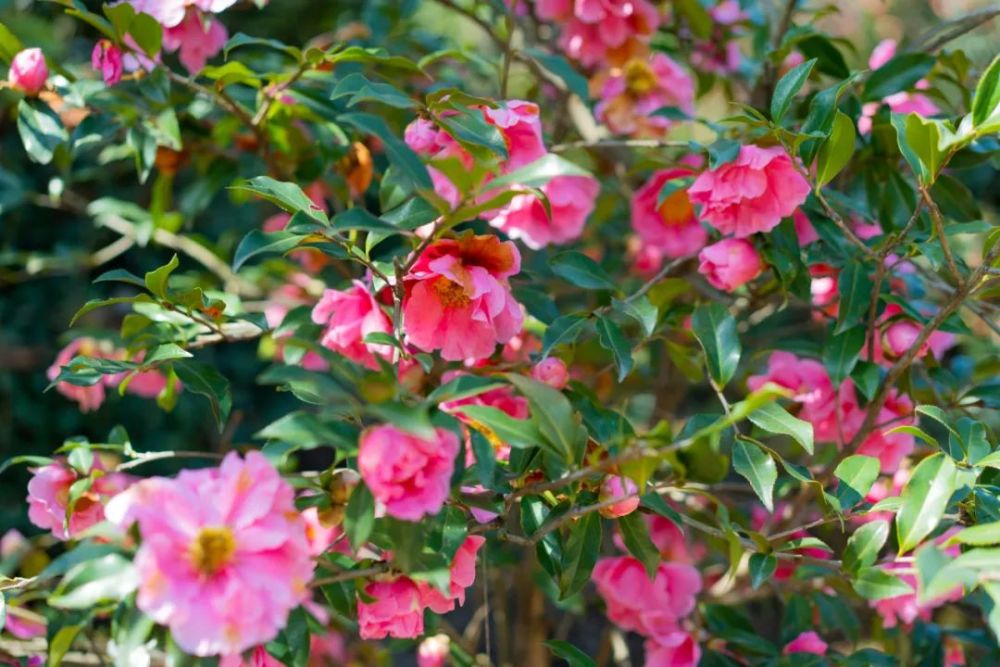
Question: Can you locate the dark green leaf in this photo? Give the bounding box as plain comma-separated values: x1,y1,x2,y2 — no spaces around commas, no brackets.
733,439,777,511
834,261,874,334
232,177,329,224
748,553,777,589
691,303,741,388
843,519,889,573
233,230,303,270
17,99,67,165
852,567,913,600
174,360,232,431
559,512,601,598
748,402,814,454
834,455,880,510
771,58,817,123
823,325,865,385
596,316,633,382
618,512,660,578
544,640,597,667
863,53,935,101
896,452,958,553
344,484,375,550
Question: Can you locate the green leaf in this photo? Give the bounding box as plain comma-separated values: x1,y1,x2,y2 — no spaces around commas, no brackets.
256,411,341,450
94,268,146,288
613,296,658,337
174,360,232,431
541,313,589,357
559,512,601,598
49,624,84,667
852,567,913,600
427,375,506,404
201,61,261,88
49,553,138,609
823,325,865,386
843,519,890,573
733,439,777,511
675,0,712,38
748,552,777,589
128,12,162,56
748,402,814,455
233,230,303,271
863,53,935,101
486,153,590,191
0,21,25,63
0,455,54,476
947,521,1000,546
595,316,634,382
344,484,375,550
331,72,416,109
618,512,660,578
523,48,590,100
232,177,329,224
691,303,741,388
339,113,432,191
455,405,544,449
707,138,741,169
223,33,301,59
972,54,1000,128
506,374,587,464
550,252,614,290
544,640,597,667
771,58,816,123
896,452,958,553
834,261,874,334
17,99,67,165
144,254,179,299
815,110,856,186
834,455,880,510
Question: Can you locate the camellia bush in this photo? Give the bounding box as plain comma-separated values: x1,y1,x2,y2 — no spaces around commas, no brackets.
2,0,1000,665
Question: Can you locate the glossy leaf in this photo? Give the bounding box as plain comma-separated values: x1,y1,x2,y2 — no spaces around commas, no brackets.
896,453,958,553
691,303,741,388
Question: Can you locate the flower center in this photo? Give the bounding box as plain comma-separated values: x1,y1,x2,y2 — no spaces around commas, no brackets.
189,527,236,576
657,188,694,226
432,277,471,309
623,59,658,96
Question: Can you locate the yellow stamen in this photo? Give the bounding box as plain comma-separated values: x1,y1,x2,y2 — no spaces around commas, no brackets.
189,527,236,576
623,59,658,96
433,277,472,309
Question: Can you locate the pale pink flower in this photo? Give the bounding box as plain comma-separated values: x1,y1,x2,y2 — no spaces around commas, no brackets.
311,282,394,369
358,425,459,521
592,556,702,640
598,475,640,518
644,633,701,667
27,458,133,541
219,647,283,667
106,452,313,656
595,54,694,137
784,631,828,655
697,238,763,292
417,634,451,667
92,40,123,86
869,39,898,70
8,48,48,95
688,145,811,238
403,235,523,362
536,0,661,68
420,535,485,613
301,507,339,557
631,169,707,258
531,357,569,389
163,10,228,73
488,174,599,249
125,0,238,29
357,577,424,640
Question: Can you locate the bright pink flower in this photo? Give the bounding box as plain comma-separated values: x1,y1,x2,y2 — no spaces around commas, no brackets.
809,264,839,317
871,538,964,628
420,535,485,613
309,630,348,666
8,48,48,95
488,174,599,249
357,577,424,640
853,390,915,473
482,100,547,172
646,515,695,563
784,631,828,655
631,169,707,258
311,282,394,369
417,634,451,667
27,458,133,541
867,304,954,365
106,451,313,656
125,0,238,29
163,10,228,73
219,647,283,667
91,40,123,86
598,475,640,518
869,39,898,69
532,357,569,389
644,633,700,667
883,318,923,359
47,338,112,412
794,210,818,245
945,638,966,667
403,235,523,362
747,351,845,444
4,611,46,640
592,556,702,639
688,145,811,238
697,238,763,292
538,0,661,68
595,54,694,137
441,372,529,462
358,425,459,521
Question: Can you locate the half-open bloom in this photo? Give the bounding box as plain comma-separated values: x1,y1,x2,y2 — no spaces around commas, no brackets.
311,281,394,369
420,535,486,613
631,169,707,258
488,174,599,249
357,577,424,640
27,458,133,541
697,238,763,292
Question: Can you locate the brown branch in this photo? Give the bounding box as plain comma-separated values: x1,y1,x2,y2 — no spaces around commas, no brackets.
921,187,963,283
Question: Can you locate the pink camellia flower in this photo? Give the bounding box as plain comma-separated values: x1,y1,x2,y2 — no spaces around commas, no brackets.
644,632,701,667
944,638,966,667
488,174,599,249
420,535,485,613
311,281,394,369
440,371,529,462
596,54,694,137
747,351,845,444
358,425,459,521
163,10,228,74
105,451,314,656
595,53,694,137
697,238,764,292
867,304,955,366
417,634,451,667
535,0,661,68
784,631,828,655
402,235,523,362
809,264,839,318
883,318,923,359
301,507,339,557
8,48,48,95
482,100,547,173
92,40,124,86
858,40,939,135
794,210,818,245
532,357,570,389
871,536,964,628
0,529,26,559
689,1,746,75
27,458,133,541
125,0,238,29
218,647,283,667
631,169,707,258
853,390,915,473
592,556,702,639
310,630,349,666
357,577,425,640
688,145,811,238
5,610,46,640
598,475,640,518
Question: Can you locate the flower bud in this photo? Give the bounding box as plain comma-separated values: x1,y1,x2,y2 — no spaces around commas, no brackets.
8,48,48,96
417,634,450,667
531,357,569,389
91,40,123,86
598,475,640,518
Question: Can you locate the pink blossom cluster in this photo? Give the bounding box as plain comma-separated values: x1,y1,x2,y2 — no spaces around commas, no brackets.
594,53,695,137
689,1,748,76
357,536,485,639
105,451,314,657
405,100,599,249
532,0,662,68
748,351,918,472
27,457,134,540
47,337,179,412
859,40,940,134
